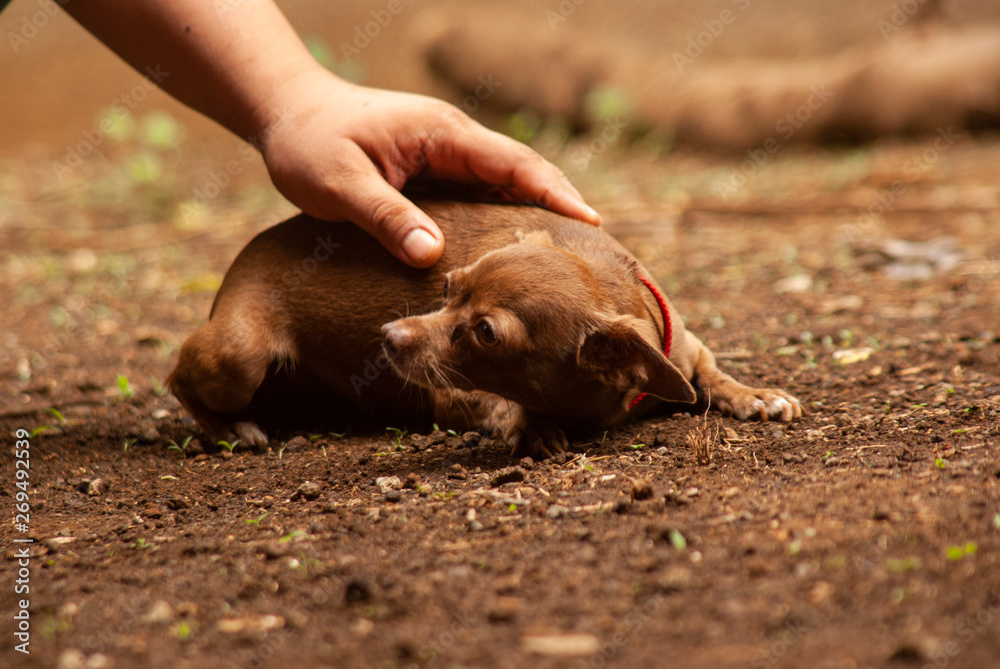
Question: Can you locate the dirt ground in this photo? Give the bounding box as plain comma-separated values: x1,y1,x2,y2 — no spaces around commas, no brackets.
3,2,1000,668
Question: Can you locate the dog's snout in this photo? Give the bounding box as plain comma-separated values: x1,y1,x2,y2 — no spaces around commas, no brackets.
381,321,417,358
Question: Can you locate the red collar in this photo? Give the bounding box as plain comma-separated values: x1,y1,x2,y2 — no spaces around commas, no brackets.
629,272,673,410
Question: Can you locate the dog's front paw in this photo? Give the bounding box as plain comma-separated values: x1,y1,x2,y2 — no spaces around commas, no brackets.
510,418,569,459
714,388,804,423
222,421,270,449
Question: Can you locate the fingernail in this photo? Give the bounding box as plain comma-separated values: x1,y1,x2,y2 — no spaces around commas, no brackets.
583,204,601,223
402,228,438,264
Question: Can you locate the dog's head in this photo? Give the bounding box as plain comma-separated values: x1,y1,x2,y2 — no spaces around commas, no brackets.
381,231,695,426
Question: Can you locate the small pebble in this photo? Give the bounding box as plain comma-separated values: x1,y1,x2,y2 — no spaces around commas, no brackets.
447,463,468,480
402,472,421,489
461,431,482,447
385,490,403,503
291,481,322,501
630,479,654,501
283,436,310,452
546,504,568,519
409,434,431,451
468,520,484,532
375,476,402,493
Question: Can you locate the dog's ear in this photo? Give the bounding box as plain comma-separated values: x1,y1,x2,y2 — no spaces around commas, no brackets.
577,317,696,404
515,229,554,246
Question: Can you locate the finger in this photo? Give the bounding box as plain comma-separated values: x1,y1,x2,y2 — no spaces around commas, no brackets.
332,165,445,268
429,125,601,226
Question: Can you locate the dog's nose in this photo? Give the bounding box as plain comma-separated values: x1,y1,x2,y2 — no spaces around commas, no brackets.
381,321,415,359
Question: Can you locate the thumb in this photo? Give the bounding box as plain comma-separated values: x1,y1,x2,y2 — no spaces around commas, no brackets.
334,172,445,268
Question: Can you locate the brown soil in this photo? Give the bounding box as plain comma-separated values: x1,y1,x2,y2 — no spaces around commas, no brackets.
3,2,1000,669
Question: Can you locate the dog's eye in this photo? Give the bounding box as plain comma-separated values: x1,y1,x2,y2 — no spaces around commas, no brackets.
441,278,449,298
475,320,499,347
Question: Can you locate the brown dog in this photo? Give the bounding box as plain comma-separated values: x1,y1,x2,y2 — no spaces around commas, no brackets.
168,192,802,455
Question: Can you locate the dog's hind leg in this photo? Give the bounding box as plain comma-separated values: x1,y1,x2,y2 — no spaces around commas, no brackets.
167,315,291,448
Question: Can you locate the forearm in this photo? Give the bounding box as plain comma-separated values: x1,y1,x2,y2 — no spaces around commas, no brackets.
63,0,330,140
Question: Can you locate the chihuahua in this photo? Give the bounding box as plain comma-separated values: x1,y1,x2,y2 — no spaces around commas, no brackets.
168,193,802,456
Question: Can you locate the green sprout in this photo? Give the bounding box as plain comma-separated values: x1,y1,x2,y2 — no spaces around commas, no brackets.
30,425,57,439
386,427,408,451
166,436,193,456
132,538,150,550
946,542,977,561
171,621,193,641
122,437,138,455
245,512,268,526
935,458,946,470
630,443,645,450
117,374,135,400
47,407,66,424
668,530,687,552
218,439,240,454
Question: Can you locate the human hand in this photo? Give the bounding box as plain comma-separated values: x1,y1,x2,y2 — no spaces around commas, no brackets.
259,70,600,267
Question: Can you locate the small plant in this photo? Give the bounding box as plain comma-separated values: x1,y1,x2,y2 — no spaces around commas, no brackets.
600,431,608,445
166,436,193,456
280,531,306,543
122,437,138,455
245,512,268,526
434,491,456,502
132,537,150,550
935,458,946,470
30,425,57,439
946,542,977,561
218,439,240,454
47,407,66,424
117,374,135,400
686,408,717,466
277,443,287,459
668,529,686,552
629,443,645,450
885,556,922,572
447,429,459,438
171,621,193,641
386,427,408,451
